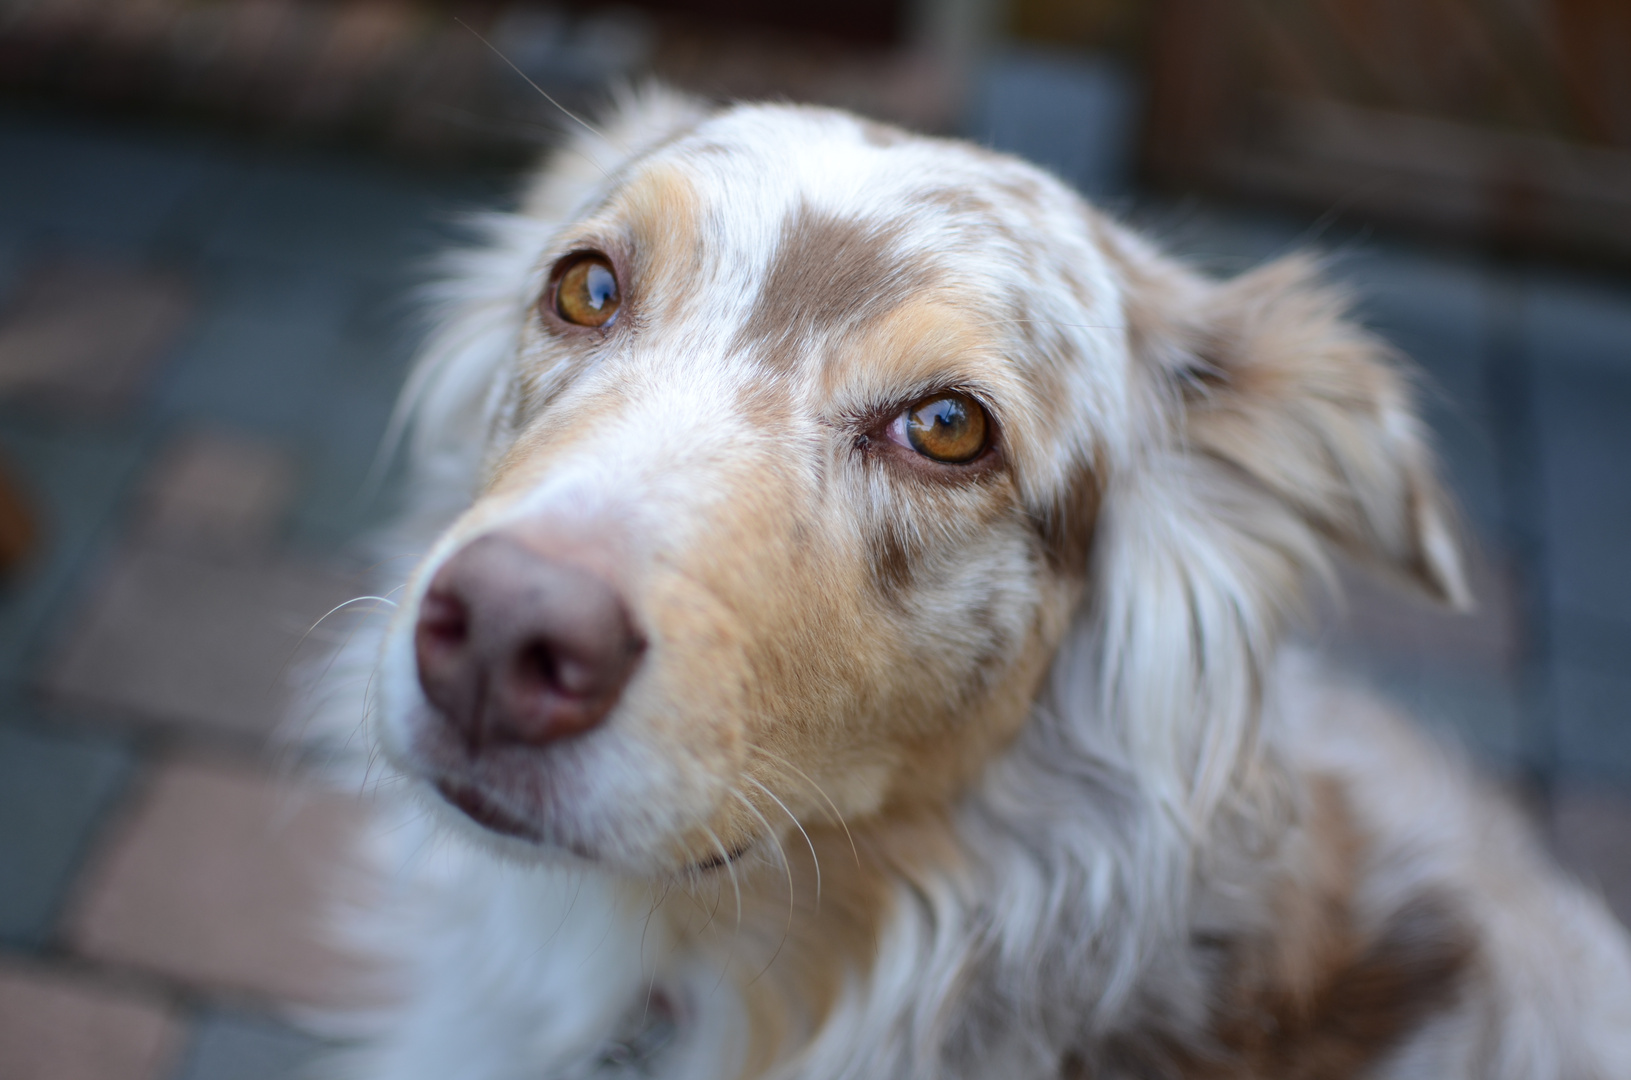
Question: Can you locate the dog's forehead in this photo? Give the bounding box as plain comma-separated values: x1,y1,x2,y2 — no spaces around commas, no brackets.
594,106,1112,362
526,105,1133,491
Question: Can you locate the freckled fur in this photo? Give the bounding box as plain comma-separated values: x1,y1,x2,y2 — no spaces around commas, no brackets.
308,87,1631,1080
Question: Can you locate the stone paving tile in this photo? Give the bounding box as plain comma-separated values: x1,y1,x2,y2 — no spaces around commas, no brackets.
134,431,297,553
1534,364,1631,630
66,756,367,1008
171,1011,328,1080
1551,788,1631,930
149,264,360,436
0,420,153,688
0,721,135,946
44,546,358,738
1552,664,1631,785
0,957,185,1080
148,264,420,548
0,259,193,416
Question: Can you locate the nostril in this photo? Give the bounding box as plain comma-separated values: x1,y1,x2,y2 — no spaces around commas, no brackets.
418,588,470,654
514,639,598,698
515,639,560,690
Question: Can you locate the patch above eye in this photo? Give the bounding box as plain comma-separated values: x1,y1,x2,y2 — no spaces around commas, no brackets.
553,253,621,327
889,391,989,464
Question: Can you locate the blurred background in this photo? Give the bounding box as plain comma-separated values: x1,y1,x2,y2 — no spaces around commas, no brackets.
0,1,1626,1076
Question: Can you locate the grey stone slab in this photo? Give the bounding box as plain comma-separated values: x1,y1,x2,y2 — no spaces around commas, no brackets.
0,240,27,307
1552,664,1631,786
281,365,405,551
0,721,135,946
0,260,194,416
151,261,420,548
171,1013,326,1080
135,431,297,554
1533,364,1631,626
149,266,359,434
44,547,358,738
0,421,153,689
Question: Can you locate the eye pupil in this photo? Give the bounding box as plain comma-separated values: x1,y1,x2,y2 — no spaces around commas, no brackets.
904,392,987,463
553,254,621,327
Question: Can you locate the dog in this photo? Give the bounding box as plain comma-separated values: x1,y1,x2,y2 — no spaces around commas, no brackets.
316,87,1631,1079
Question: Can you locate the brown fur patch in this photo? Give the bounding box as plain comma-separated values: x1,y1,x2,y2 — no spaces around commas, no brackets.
868,516,916,600
1032,453,1102,575
1181,778,1474,1079
733,204,935,370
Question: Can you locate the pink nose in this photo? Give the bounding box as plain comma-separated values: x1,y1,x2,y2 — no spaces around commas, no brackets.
414,533,642,751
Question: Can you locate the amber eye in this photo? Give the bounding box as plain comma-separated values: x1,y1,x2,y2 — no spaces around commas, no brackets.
890,392,989,463
553,253,621,327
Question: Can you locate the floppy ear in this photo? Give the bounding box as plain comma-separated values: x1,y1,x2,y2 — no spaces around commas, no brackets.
1103,227,1470,610
1077,224,1469,820
1176,256,1470,608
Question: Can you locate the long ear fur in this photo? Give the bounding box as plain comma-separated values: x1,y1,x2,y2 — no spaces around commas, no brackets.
1086,221,1470,822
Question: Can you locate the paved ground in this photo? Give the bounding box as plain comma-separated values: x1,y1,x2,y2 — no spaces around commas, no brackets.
0,97,1627,1079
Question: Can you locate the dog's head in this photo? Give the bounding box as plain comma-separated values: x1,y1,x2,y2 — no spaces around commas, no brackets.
374,93,1467,876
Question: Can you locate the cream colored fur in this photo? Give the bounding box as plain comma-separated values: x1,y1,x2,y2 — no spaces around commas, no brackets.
311,87,1631,1079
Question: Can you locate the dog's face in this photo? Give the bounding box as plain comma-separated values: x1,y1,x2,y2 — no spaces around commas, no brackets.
376,103,1465,877
377,107,1121,874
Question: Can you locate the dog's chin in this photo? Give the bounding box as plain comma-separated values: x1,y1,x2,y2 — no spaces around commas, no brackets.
425,773,753,878
433,777,546,843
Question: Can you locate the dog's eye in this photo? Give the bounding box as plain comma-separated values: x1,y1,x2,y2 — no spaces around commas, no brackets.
890,392,988,463
553,253,620,327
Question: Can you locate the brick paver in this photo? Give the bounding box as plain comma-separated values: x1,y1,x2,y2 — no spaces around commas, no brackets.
0,260,191,416
134,431,297,553
0,958,184,1080
44,547,357,738
66,756,367,1008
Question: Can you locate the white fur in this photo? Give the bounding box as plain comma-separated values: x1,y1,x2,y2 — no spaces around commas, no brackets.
309,88,1631,1080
